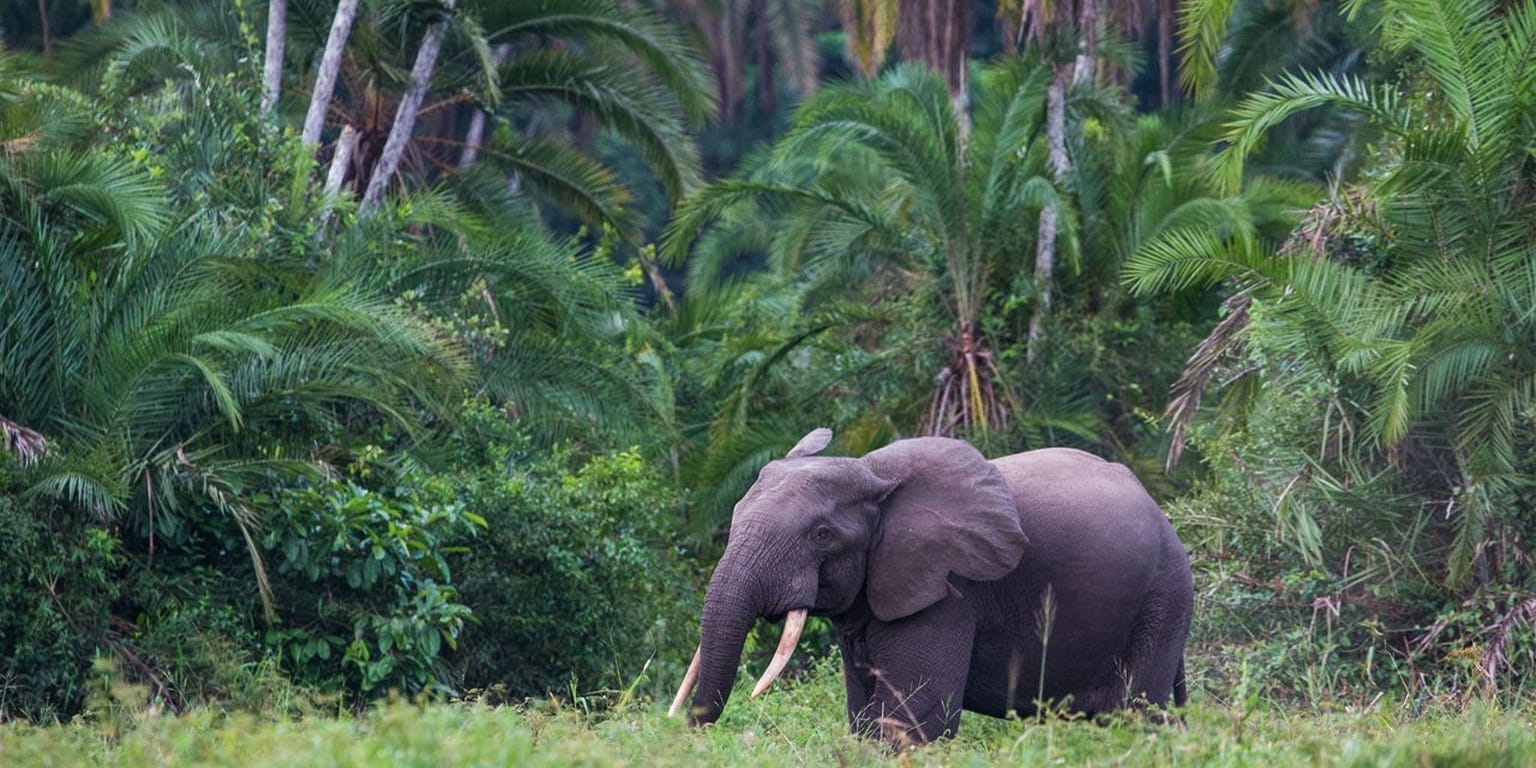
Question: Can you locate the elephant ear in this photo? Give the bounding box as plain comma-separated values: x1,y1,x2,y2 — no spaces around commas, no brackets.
862,437,1026,622
786,428,833,458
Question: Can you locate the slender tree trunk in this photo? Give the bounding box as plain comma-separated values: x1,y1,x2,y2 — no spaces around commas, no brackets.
755,0,778,117
1046,68,1071,180
302,0,362,147
1158,9,1172,107
261,0,287,115
1029,66,1072,365
324,125,360,199
361,0,457,212
1027,207,1057,366
37,0,53,56
896,0,971,117
458,44,513,168
319,125,360,233
1072,0,1099,87
719,5,741,120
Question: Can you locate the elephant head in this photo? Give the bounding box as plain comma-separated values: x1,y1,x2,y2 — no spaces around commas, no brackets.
670,428,1027,724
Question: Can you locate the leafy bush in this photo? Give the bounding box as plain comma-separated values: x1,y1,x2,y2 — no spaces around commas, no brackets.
446,407,695,701
258,475,482,698
0,477,121,722
1172,347,1536,704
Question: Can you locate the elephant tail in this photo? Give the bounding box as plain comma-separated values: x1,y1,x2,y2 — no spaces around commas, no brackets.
1173,657,1187,707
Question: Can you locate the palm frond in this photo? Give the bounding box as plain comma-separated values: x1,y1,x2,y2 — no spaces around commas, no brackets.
477,134,637,240
495,48,702,197
1214,70,1405,193
483,0,716,125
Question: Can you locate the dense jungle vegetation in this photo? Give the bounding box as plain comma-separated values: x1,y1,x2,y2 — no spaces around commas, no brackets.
1,0,1534,761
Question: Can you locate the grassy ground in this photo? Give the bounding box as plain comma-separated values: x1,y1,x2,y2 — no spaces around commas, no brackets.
4,661,1533,767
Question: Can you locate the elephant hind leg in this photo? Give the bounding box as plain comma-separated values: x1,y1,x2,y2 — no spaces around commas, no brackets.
1114,576,1193,711
1173,657,1187,707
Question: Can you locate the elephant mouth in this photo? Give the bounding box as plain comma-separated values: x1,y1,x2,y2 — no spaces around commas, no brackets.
816,587,858,616
763,604,814,622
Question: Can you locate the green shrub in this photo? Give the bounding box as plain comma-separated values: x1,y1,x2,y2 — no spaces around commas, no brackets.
257,475,482,698
0,478,121,722
1171,347,1536,706
446,411,695,701
115,566,321,717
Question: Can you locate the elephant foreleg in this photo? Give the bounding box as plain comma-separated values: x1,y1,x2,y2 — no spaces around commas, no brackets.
858,596,977,747
837,633,877,736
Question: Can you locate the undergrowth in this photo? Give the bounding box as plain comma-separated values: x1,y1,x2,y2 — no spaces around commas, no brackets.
4,655,1532,767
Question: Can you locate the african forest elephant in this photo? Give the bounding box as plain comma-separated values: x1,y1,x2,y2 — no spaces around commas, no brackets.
669,429,1193,746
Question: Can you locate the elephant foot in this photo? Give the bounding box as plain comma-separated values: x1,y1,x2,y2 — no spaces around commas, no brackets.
875,716,925,750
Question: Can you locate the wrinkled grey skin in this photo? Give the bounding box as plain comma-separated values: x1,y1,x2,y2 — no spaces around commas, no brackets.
686,429,1193,746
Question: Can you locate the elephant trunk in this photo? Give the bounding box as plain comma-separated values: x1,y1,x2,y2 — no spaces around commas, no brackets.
686,561,765,725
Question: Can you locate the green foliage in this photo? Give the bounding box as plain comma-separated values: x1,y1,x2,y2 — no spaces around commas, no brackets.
391,0,713,238
1123,0,1536,700
661,59,1069,501
260,476,482,698
0,2,685,719
3,661,1536,766
447,404,695,700
0,480,121,722
663,62,1309,530
113,577,319,718
1165,312,1536,701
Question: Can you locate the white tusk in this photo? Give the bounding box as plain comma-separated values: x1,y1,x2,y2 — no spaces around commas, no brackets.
668,646,702,717
750,609,807,698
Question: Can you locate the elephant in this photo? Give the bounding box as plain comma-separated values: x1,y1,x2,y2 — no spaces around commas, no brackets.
668,428,1193,746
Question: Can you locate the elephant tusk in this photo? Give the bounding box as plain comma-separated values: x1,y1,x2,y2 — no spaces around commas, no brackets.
750,609,807,699
668,646,702,717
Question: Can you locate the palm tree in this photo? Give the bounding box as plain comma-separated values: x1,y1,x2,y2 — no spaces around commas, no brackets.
360,0,458,211
1127,0,1536,590
1177,0,1368,103
0,86,472,614
302,0,362,147
1,23,667,616
320,0,715,236
668,60,1072,437
644,278,887,529
653,0,822,122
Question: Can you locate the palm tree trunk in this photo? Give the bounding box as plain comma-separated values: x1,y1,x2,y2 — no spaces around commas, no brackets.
1027,207,1057,366
719,5,742,120
458,44,513,168
302,0,361,147
896,0,971,117
361,0,457,212
261,0,287,115
754,0,778,117
1045,64,1071,189
324,125,360,199
1029,65,1072,365
1072,0,1099,87
319,125,360,233
37,0,54,56
1158,7,1172,108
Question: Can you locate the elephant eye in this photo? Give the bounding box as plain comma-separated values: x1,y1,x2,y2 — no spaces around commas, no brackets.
812,525,833,543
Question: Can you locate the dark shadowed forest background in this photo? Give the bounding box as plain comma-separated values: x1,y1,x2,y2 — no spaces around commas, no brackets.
1,0,1534,726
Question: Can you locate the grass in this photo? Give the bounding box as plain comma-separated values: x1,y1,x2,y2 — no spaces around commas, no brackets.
3,658,1533,767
